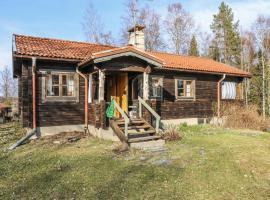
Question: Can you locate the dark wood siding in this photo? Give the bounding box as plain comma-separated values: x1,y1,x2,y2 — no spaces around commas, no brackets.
18,57,243,128
36,61,84,127
146,71,220,119
21,61,32,127
19,60,85,127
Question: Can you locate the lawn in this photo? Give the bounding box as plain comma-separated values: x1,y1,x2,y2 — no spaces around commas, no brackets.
1,123,270,200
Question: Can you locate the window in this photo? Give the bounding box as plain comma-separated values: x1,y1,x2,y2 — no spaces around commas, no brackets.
43,72,78,102
149,76,163,99
175,79,195,99
222,82,236,99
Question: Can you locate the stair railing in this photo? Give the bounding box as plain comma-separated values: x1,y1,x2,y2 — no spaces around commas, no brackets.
138,96,161,133
112,98,130,137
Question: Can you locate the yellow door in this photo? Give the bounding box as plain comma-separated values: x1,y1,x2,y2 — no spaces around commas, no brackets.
115,73,128,117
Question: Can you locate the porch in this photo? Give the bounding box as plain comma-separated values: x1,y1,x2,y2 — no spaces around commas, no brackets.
87,69,162,144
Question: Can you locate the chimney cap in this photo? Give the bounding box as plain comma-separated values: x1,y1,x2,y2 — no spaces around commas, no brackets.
127,24,145,32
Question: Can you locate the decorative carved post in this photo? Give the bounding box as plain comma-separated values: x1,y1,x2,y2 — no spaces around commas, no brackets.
143,71,149,100
98,70,105,102
88,74,92,103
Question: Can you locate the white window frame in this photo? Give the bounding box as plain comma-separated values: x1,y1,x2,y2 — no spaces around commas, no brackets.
175,77,196,100
149,75,163,100
41,71,79,103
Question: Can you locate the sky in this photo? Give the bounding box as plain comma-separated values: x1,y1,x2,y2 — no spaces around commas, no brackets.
1,0,270,70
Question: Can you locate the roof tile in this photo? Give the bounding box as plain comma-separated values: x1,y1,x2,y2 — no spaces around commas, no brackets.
13,34,250,77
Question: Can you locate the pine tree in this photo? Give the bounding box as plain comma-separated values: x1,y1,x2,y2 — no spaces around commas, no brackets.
210,2,241,66
188,35,199,56
249,50,265,114
208,40,221,61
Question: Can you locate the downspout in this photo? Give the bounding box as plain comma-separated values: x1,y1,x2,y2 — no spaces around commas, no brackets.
217,74,226,118
8,57,37,150
32,57,37,129
76,66,89,134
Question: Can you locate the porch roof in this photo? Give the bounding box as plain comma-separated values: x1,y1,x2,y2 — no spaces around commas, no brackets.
13,34,250,77
78,46,164,67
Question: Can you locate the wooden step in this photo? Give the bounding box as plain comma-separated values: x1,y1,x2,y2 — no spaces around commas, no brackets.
128,135,161,143
128,132,156,139
128,129,156,135
120,125,150,130
117,120,145,125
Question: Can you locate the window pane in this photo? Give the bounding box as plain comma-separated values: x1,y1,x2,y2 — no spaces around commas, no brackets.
178,88,184,96
46,76,53,96
185,81,192,97
150,77,162,98
52,75,59,85
62,75,67,85
178,80,183,89
177,80,184,97
62,86,68,96
52,86,59,96
67,75,74,96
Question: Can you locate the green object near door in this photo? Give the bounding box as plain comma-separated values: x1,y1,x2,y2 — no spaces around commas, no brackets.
106,99,115,118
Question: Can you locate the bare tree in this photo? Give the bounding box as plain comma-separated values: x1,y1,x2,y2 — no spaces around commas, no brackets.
241,31,256,105
120,0,138,45
164,3,194,54
138,6,164,51
0,66,16,99
82,2,115,45
196,31,212,57
253,15,270,118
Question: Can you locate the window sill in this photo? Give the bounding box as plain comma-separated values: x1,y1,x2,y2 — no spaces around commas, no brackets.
175,97,195,101
42,97,78,103
149,97,163,101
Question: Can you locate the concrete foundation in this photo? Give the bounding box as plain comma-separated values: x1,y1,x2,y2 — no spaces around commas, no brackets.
36,124,120,142
161,117,210,126
87,125,119,141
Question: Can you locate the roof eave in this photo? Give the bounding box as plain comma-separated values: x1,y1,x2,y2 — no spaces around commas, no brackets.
13,54,81,63
156,67,251,78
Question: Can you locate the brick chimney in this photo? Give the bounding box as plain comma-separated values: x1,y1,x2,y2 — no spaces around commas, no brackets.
128,24,145,51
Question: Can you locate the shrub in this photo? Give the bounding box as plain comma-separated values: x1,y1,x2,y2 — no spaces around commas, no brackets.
220,103,270,131
160,124,182,141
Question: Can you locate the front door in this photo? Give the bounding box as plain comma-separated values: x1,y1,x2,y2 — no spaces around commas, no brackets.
107,73,128,117
116,73,128,115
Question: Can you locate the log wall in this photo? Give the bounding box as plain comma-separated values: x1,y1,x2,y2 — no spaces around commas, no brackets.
18,59,242,128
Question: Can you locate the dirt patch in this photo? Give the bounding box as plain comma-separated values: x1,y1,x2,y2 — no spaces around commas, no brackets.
40,131,85,145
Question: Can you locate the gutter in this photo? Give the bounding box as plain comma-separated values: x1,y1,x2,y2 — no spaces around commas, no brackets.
217,74,226,118
76,66,89,134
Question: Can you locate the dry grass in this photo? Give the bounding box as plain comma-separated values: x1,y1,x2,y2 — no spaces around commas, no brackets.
39,131,85,144
221,103,270,131
1,123,270,199
160,124,182,141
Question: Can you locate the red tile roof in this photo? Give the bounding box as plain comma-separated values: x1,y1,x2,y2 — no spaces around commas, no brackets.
14,34,114,60
13,34,250,77
149,51,249,77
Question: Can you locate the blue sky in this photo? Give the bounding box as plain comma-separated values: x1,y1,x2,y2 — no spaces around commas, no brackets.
1,0,270,69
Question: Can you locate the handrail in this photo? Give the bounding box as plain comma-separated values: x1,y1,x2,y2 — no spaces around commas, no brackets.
112,98,130,137
138,96,161,132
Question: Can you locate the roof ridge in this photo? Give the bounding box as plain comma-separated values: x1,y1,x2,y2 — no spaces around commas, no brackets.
149,50,208,59
13,34,116,48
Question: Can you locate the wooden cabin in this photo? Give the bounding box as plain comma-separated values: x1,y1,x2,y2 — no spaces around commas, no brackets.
12,26,249,143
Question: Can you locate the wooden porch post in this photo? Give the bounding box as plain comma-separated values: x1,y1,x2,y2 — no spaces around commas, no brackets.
98,70,105,102
143,71,149,100
88,74,92,103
